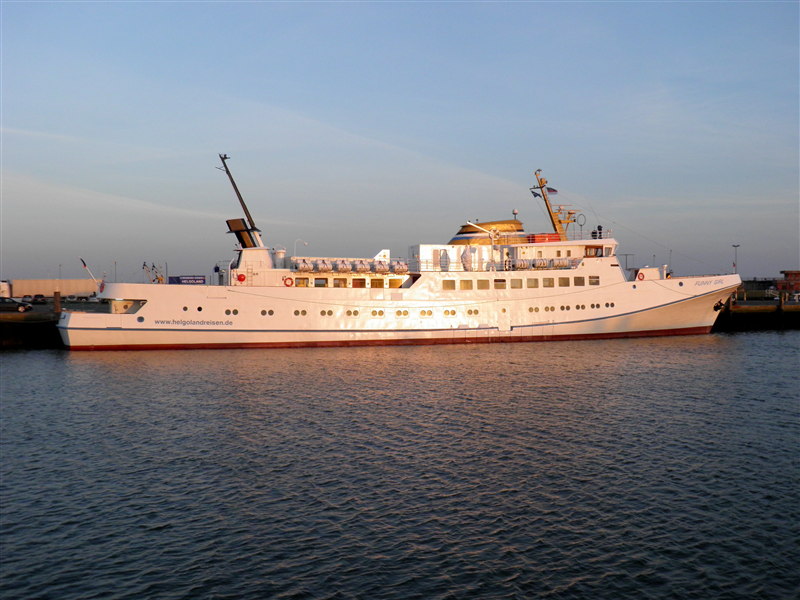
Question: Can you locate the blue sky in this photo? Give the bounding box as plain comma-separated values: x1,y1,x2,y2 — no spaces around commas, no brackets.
2,1,797,282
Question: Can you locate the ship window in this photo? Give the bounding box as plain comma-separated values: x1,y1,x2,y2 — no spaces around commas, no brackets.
460,280,473,290
589,276,600,286
567,250,572,257
295,277,309,287
352,278,366,288
314,278,328,288
574,277,585,286
477,280,490,290
537,251,543,258
556,251,562,258
442,280,456,290
510,279,522,289
558,277,570,287
527,278,539,288
543,278,554,288
604,247,612,256
111,299,147,314
388,279,403,288
333,278,347,288
370,279,383,288
494,279,506,289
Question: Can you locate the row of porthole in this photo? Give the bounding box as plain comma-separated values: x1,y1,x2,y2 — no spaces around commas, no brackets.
183,304,615,318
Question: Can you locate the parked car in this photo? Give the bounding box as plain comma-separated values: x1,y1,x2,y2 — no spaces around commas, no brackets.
21,295,33,302
32,294,47,304
0,297,33,312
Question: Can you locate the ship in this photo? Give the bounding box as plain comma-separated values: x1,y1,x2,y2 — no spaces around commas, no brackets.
57,156,741,350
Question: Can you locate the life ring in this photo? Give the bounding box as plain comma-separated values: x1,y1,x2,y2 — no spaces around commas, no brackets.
283,277,294,287
637,272,645,281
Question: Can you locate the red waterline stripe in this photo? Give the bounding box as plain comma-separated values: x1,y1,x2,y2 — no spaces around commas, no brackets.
65,325,712,351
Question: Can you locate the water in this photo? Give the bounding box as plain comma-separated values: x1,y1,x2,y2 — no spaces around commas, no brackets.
1,332,798,599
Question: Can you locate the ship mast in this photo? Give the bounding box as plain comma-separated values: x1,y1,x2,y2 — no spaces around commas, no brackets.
532,169,573,241
219,153,264,248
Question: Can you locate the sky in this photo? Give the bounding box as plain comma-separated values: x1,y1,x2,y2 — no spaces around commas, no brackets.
2,1,798,283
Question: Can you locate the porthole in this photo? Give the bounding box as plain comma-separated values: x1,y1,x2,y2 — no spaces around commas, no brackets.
528,307,534,312
294,310,300,316
396,310,403,316
327,310,333,316
225,309,231,315
197,306,202,312
137,316,144,323
605,303,610,308
353,310,359,316
321,310,327,316
535,307,540,312
633,284,637,290
347,310,352,316
610,303,615,308
301,310,307,316
233,309,238,315
268,309,274,316
261,309,266,316
182,306,188,312
679,282,684,287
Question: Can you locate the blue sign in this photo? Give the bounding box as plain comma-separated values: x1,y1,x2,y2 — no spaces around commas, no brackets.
168,276,206,285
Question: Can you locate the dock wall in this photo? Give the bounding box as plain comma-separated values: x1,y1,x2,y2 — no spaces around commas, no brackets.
4,279,98,297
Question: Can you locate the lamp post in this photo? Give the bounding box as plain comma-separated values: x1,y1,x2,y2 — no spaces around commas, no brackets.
732,244,740,274
294,238,308,256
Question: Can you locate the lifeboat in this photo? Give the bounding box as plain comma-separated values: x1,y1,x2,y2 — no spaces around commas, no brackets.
448,219,528,245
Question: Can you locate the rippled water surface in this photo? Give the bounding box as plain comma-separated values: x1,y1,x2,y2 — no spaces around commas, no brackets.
2,332,799,599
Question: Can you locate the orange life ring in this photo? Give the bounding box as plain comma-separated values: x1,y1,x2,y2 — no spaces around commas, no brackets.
637,272,645,281
284,277,294,287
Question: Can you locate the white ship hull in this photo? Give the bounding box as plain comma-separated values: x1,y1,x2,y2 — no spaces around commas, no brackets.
58,274,740,350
